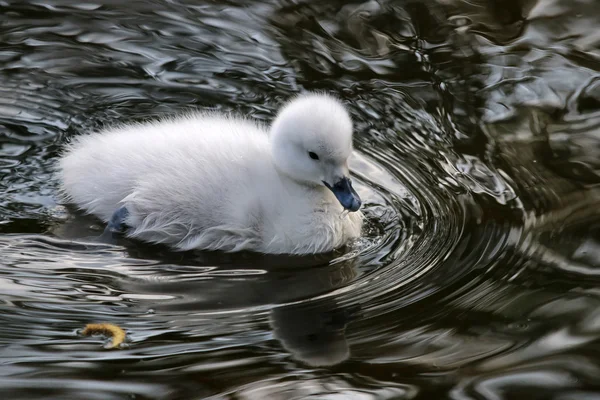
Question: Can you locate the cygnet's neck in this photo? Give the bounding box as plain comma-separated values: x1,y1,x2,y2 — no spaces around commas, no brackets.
273,162,319,190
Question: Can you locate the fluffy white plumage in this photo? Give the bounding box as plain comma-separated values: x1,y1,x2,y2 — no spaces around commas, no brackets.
58,93,363,254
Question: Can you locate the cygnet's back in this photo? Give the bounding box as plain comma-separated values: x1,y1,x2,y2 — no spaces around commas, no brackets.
59,94,363,254
61,115,269,219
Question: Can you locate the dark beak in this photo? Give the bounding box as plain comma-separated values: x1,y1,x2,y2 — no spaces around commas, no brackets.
323,177,361,212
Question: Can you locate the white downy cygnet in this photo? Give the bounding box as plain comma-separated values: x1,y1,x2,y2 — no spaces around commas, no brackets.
58,93,363,254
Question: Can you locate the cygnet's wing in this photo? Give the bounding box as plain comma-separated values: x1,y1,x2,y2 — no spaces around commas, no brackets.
58,114,270,227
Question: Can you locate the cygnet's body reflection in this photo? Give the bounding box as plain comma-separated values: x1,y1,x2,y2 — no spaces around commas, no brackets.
51,214,360,366
135,251,360,366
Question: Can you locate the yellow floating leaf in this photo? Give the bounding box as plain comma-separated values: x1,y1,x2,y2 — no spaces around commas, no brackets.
82,323,126,349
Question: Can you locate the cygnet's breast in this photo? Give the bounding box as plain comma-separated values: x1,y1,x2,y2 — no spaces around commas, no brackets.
258,186,363,254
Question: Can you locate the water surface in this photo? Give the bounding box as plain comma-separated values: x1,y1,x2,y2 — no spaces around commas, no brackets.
1,0,600,399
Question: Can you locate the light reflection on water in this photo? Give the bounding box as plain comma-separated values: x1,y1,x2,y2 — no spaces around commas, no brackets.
1,0,600,399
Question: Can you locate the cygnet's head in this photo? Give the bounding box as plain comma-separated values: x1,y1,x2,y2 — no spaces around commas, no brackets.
270,93,361,212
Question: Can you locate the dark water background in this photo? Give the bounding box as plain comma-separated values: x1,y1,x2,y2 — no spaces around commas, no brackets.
1,0,600,398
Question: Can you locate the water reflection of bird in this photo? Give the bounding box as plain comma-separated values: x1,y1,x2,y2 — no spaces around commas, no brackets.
58,93,363,254
111,250,361,367
270,300,360,367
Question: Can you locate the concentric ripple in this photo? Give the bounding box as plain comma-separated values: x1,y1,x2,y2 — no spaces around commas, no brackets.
1,1,600,399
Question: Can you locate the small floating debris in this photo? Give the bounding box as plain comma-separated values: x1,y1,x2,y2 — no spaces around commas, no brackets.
82,323,126,349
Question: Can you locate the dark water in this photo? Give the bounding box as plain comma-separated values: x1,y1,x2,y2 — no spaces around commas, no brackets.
1,0,600,398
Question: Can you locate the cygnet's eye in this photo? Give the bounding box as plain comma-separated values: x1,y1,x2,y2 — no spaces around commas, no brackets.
308,151,319,161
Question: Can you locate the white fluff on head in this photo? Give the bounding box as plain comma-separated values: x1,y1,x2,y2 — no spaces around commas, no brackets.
58,92,363,254
271,94,353,186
